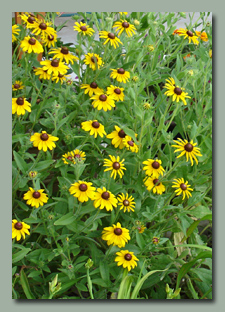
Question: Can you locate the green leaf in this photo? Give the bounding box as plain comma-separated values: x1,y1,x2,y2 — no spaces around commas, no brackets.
99,260,110,285
54,212,76,226
13,151,28,174
31,160,55,171
117,275,134,299
12,248,31,263
20,269,35,299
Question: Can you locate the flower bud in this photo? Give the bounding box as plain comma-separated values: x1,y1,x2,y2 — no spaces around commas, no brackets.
134,19,140,26
29,171,37,179
85,258,94,269
147,45,154,52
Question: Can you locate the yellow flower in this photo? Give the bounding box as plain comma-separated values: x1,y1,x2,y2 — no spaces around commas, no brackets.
20,12,38,28
23,187,48,208
93,187,118,211
99,31,123,49
106,126,126,149
177,28,199,45
30,130,59,152
209,49,212,58
81,120,106,138
28,171,37,179
143,102,151,110
40,59,69,76
43,33,58,48
62,149,86,165
152,236,160,244
69,181,96,202
119,12,128,15
110,68,130,83
81,82,103,97
12,97,31,116
30,20,56,38
34,67,51,80
103,155,126,179
49,47,79,64
12,220,30,241
106,85,125,102
144,177,166,195
195,31,208,42
132,76,139,82
134,19,140,26
83,53,104,70
117,193,136,213
52,73,70,84
113,20,136,37
164,77,191,105
12,81,24,91
137,225,146,234
20,36,44,54
172,138,202,166
91,93,115,111
74,21,95,36
115,250,139,271
123,136,139,153
102,222,130,248
12,25,20,42
172,178,193,200
142,159,165,178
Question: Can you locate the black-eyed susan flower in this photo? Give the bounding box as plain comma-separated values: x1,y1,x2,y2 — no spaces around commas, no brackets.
81,82,103,97
12,97,31,116
81,120,106,138
107,85,125,102
20,12,38,28
152,236,160,244
49,47,78,64
12,219,30,241
62,151,76,164
99,31,123,49
74,21,95,36
110,68,130,83
142,159,165,178
12,81,24,91
30,130,59,152
138,225,146,234
144,177,166,195
43,33,58,48
12,25,20,42
30,20,56,38
177,28,199,45
52,73,70,84
83,53,103,70
117,193,135,213
20,36,44,54
195,31,208,42
40,59,69,76
123,135,139,153
69,181,96,202
103,155,126,179
102,222,130,248
91,93,115,111
172,138,202,166
34,67,51,80
106,126,126,149
172,178,193,200
113,20,136,37
62,149,86,165
164,77,191,105
115,250,139,271
23,187,48,208
94,187,117,211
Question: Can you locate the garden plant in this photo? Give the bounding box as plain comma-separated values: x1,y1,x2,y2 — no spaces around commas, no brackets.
12,12,212,299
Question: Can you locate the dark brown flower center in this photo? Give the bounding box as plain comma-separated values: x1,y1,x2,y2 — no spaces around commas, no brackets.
58,73,64,78
39,22,47,30
113,162,120,170
67,156,73,160
174,87,182,95
153,179,160,186
124,253,132,261
128,141,134,146
92,121,100,128
79,183,87,191
90,82,98,89
184,143,193,152
187,30,193,37
91,56,98,63
28,16,35,24
118,130,126,138
16,97,24,105
14,83,20,89
48,35,54,41
33,191,41,198
114,88,121,94
74,154,81,158
51,59,59,67
180,183,187,190
101,191,110,200
114,228,122,235
152,161,160,169
61,47,69,55
40,133,49,141
117,68,125,74
80,26,87,31
108,32,115,39
28,38,36,45
14,222,23,230
153,237,159,243
122,22,129,28
99,94,107,101
123,200,129,206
